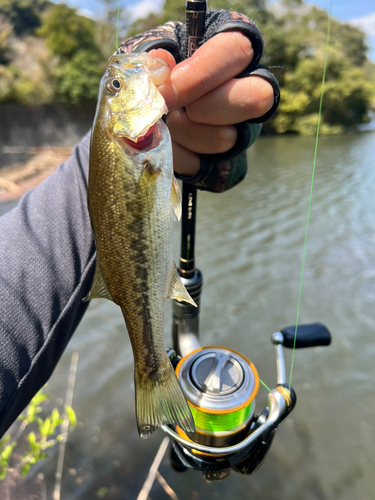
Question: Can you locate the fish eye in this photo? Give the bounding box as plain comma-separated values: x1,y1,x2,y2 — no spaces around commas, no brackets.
106,79,121,93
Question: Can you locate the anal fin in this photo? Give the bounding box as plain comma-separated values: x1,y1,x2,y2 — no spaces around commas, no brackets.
83,261,113,302
166,265,197,307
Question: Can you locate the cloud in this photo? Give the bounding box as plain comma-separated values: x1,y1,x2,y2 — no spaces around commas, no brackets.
127,0,164,22
348,12,375,37
77,8,96,19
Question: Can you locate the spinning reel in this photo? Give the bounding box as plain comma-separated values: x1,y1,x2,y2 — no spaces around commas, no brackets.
164,276,331,480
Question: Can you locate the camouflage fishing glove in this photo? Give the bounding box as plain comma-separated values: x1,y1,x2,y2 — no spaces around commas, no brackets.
117,9,280,193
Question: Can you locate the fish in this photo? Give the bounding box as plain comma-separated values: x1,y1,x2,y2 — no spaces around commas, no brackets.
84,53,196,438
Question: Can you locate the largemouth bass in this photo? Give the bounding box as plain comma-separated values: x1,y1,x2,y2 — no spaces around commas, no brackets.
85,53,196,438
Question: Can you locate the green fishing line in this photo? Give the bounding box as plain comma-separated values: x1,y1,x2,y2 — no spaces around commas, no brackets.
115,0,120,49
259,379,271,393
289,1,332,388
189,403,253,433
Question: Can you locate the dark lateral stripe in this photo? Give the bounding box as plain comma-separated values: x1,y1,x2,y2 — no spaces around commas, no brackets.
126,199,157,372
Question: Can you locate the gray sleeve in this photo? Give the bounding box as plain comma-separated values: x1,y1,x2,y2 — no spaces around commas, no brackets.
0,132,95,437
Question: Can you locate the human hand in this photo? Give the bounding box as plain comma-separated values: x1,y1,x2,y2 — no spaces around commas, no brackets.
149,31,274,177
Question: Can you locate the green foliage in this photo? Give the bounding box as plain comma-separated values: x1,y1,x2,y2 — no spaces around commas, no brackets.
126,13,165,39
0,436,16,480
209,0,269,24
0,388,76,480
0,0,51,35
65,404,77,429
96,487,109,498
265,2,374,134
0,64,14,100
0,13,13,63
0,1,107,106
37,3,99,59
157,0,184,24
56,49,105,105
0,35,58,104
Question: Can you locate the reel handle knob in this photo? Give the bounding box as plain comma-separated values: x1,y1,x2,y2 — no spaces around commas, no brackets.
280,322,331,348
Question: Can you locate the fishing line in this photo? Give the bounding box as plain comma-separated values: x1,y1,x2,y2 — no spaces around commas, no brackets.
259,379,271,393
116,0,121,49
289,1,332,388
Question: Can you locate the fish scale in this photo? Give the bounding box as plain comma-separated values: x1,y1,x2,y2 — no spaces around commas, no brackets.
85,53,196,438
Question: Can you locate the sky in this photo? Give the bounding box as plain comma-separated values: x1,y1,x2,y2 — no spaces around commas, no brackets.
58,0,375,60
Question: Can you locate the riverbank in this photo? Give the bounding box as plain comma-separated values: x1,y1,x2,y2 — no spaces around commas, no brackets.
0,104,93,171
0,148,72,202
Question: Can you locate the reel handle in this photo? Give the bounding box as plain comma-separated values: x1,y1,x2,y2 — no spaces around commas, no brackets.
280,322,331,349
272,322,330,385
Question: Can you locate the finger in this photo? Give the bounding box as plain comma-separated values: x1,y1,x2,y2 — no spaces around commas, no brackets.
172,142,200,177
148,48,177,70
167,109,237,155
186,76,275,125
158,31,254,111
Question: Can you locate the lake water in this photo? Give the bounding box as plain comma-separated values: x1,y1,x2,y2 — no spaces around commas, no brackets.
1,131,374,500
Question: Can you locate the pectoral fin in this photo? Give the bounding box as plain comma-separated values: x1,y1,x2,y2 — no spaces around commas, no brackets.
83,261,113,302
133,161,159,218
166,265,197,306
171,176,181,221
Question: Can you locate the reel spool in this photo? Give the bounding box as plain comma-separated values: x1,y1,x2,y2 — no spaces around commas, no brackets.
176,347,259,448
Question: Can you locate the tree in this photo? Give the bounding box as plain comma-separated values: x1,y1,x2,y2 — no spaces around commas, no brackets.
36,3,105,106
0,1,109,106
0,13,13,64
0,0,51,35
267,2,374,134
37,3,99,59
56,50,105,105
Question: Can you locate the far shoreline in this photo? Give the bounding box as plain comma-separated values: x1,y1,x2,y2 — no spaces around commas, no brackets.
0,148,72,203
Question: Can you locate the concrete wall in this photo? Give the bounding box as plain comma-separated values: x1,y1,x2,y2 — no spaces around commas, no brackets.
0,104,95,170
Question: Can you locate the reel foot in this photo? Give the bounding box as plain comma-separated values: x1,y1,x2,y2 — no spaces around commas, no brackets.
170,445,188,473
203,469,230,482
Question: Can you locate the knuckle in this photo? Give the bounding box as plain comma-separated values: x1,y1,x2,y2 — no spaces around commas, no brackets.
166,108,186,137
185,103,202,123
252,78,274,117
231,31,253,62
210,126,237,153
215,31,253,65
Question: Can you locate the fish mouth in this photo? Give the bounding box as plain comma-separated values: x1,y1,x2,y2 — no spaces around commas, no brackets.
120,123,158,151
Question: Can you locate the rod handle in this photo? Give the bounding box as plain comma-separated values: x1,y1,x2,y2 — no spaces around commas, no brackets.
185,0,207,58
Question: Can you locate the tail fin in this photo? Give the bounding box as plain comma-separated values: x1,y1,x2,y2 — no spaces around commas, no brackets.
134,361,195,439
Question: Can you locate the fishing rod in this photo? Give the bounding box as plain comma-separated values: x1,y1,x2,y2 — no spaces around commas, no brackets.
172,0,207,357
166,0,332,483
